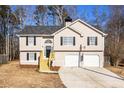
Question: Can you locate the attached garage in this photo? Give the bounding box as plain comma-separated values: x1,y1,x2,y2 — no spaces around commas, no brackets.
65,55,79,67
83,55,100,67
54,52,103,67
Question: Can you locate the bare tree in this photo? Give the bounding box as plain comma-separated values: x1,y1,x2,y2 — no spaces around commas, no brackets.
14,6,27,29
80,9,89,22
47,5,66,25
8,12,20,60
106,6,124,66
0,5,11,55
64,5,77,20
91,6,107,30
34,5,47,26
47,5,77,26
0,5,20,61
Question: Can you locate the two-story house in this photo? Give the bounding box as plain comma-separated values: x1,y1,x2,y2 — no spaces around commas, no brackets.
17,17,107,67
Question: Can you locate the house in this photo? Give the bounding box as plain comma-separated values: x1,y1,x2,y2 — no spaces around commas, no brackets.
17,17,107,67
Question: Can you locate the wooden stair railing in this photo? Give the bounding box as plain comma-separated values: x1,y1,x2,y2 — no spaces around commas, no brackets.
48,51,55,69
39,50,50,72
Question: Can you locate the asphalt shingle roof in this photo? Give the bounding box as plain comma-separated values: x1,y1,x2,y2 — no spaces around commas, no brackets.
18,26,63,35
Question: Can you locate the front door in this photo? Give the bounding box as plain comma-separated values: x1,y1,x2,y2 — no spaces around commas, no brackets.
46,46,51,58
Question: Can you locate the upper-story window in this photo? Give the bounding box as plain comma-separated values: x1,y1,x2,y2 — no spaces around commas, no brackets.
26,36,36,46
60,37,75,46
87,36,97,46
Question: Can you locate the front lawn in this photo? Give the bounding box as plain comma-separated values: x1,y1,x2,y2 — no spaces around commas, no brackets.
0,60,65,88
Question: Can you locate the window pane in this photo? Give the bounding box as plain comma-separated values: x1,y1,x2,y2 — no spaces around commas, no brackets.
29,53,34,60
88,37,97,45
28,37,34,46
63,37,73,45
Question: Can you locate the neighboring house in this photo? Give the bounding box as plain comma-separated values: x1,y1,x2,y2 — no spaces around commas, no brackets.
17,17,107,67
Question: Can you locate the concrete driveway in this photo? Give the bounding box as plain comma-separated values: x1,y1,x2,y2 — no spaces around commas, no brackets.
58,67,124,88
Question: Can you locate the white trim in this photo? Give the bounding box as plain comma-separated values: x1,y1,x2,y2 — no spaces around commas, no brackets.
52,26,82,36
68,26,84,37
17,34,54,37
28,37,34,46
63,37,73,45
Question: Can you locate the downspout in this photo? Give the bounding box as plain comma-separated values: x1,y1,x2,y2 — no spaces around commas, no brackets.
78,44,82,67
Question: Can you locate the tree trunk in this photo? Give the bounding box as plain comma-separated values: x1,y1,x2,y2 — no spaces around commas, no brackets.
115,59,121,67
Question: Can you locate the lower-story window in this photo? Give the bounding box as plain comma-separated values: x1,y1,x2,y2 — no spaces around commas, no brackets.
27,52,37,61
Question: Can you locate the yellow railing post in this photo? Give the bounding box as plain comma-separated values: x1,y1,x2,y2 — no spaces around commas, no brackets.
48,51,55,69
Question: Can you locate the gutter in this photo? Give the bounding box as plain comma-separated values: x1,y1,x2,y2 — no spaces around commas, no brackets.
16,34,54,37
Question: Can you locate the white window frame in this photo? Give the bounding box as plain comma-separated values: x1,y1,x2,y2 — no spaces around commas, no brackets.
27,52,37,61
29,52,35,61
28,37,34,46
63,37,73,45
89,37,96,45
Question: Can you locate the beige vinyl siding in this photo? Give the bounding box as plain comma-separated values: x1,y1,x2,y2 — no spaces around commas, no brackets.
54,21,104,51
20,36,44,51
20,52,40,65
54,28,82,51
70,21,104,50
19,36,54,65
54,51,104,67
19,36,54,51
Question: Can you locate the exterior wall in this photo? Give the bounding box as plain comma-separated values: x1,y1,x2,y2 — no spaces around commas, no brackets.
54,28,83,51
54,21,104,51
54,52,79,66
54,51,104,67
20,52,40,65
19,36,53,65
20,36,44,51
70,21,105,51
20,36,53,51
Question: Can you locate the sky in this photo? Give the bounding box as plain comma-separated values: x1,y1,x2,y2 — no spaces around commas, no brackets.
11,5,110,26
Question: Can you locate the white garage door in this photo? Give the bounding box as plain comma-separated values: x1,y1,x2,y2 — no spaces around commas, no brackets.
65,55,79,67
83,55,100,67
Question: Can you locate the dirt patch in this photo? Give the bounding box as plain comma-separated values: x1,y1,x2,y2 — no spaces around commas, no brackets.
106,66,124,78
0,60,65,88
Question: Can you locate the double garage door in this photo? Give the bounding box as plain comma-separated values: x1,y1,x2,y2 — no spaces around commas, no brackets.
65,54,100,67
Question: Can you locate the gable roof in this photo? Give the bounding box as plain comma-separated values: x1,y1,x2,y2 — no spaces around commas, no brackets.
17,26,63,36
17,19,107,37
53,19,107,36
76,19,107,36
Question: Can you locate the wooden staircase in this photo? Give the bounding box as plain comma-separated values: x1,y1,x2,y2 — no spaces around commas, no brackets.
38,50,56,73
